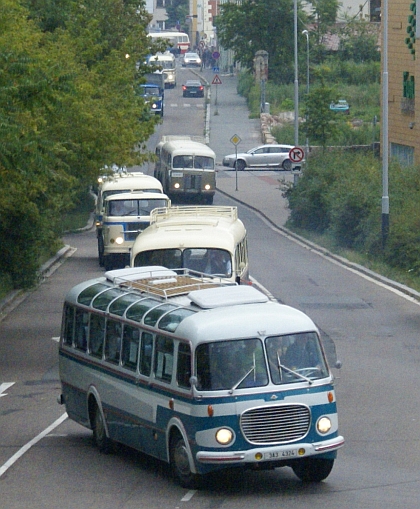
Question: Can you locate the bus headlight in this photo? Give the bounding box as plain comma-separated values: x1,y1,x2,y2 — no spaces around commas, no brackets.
317,416,332,434
174,182,180,189
215,428,234,445
204,184,211,190
115,236,124,245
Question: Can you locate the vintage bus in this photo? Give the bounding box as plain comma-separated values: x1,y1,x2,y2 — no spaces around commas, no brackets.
148,52,176,88
95,172,164,266
58,266,344,488
156,139,216,204
154,135,206,178
130,206,249,284
148,31,190,55
100,191,170,271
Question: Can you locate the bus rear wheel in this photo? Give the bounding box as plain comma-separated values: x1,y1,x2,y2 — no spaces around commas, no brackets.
92,404,113,454
170,433,201,488
291,458,334,482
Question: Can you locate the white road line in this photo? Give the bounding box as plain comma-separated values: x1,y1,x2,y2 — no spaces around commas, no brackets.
0,412,68,478
0,382,15,397
181,490,197,502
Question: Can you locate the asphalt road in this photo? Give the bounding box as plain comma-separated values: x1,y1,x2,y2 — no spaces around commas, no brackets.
1,65,420,508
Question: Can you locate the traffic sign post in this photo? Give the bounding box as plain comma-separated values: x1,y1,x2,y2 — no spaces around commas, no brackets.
212,74,222,115
289,146,304,184
230,134,242,191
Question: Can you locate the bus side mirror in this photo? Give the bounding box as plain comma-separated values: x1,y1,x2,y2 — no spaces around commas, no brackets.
335,360,342,369
189,376,198,387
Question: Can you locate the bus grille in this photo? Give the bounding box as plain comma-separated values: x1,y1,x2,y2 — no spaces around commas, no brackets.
240,404,310,444
184,174,202,191
124,222,149,241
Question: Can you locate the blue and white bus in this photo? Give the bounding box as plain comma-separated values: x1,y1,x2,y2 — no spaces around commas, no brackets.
58,267,344,488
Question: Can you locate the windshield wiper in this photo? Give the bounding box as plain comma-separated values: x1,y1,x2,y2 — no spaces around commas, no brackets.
230,353,256,392
278,362,313,384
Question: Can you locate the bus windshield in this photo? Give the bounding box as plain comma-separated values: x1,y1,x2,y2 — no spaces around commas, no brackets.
196,333,329,391
266,333,329,384
108,198,168,217
173,155,214,170
134,248,232,277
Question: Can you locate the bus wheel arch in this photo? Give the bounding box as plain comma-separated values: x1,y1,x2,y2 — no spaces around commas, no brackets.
168,424,201,488
88,390,113,454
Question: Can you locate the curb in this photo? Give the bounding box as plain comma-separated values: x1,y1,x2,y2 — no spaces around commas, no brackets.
216,186,420,304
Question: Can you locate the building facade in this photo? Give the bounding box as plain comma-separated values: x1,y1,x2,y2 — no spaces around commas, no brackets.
386,0,417,165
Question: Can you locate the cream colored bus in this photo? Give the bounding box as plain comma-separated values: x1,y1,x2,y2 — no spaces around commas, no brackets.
149,52,176,88
130,206,249,284
156,139,216,204
95,172,163,266
101,191,170,271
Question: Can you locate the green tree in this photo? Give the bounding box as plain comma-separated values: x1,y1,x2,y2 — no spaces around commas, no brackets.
305,0,340,63
215,0,307,83
304,80,338,148
165,0,189,33
338,18,380,62
0,0,158,288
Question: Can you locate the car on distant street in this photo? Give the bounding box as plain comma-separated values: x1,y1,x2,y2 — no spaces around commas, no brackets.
182,80,204,98
330,99,350,114
222,144,300,171
182,52,202,67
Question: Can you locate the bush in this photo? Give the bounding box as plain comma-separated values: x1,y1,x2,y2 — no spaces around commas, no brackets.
285,151,420,281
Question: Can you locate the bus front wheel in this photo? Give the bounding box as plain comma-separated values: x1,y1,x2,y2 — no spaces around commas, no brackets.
291,458,334,482
169,433,201,488
92,404,113,454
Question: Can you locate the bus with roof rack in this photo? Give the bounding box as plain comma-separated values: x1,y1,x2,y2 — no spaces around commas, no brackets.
130,205,249,284
58,266,344,488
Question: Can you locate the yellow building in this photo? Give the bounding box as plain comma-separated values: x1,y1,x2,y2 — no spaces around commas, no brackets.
387,0,417,165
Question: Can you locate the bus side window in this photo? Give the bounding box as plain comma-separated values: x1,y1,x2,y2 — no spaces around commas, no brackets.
154,335,174,383
104,319,122,364
63,305,75,346
176,343,191,388
74,310,89,351
122,325,140,371
89,314,105,359
140,332,153,376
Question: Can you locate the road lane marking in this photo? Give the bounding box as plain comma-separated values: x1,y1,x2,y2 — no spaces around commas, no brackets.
0,382,15,398
181,490,197,501
0,412,68,478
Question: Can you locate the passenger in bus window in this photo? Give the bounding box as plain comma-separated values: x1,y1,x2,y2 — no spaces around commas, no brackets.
110,200,126,216
283,334,321,371
205,250,232,276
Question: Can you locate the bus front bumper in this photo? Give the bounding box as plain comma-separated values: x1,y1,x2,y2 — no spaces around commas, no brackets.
196,435,344,465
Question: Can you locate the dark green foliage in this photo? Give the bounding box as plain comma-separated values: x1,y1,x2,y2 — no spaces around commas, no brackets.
165,0,189,33
286,152,420,278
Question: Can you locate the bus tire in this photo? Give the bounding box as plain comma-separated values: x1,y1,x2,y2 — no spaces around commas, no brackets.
92,404,113,454
203,195,213,205
103,256,113,272
291,458,334,482
98,236,105,267
169,432,201,489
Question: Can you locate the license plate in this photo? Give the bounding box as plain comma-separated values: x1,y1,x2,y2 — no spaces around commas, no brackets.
172,172,183,177
264,450,297,460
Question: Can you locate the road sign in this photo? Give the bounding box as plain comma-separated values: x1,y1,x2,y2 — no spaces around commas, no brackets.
212,74,222,85
230,134,241,145
213,66,220,73
289,146,305,163
212,51,220,60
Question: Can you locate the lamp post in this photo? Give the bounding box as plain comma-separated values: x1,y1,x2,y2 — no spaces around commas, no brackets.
302,30,309,165
293,0,299,146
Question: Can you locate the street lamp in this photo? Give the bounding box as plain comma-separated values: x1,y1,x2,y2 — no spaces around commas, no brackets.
302,30,309,164
293,0,299,146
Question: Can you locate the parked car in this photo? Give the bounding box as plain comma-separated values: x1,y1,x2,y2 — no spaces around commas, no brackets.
182,52,202,67
330,100,350,114
222,144,300,171
182,80,204,98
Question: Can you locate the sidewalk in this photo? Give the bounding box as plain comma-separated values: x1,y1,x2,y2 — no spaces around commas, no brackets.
200,68,293,228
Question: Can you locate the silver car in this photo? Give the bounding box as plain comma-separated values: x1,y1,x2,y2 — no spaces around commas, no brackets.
222,144,300,171
181,52,202,67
